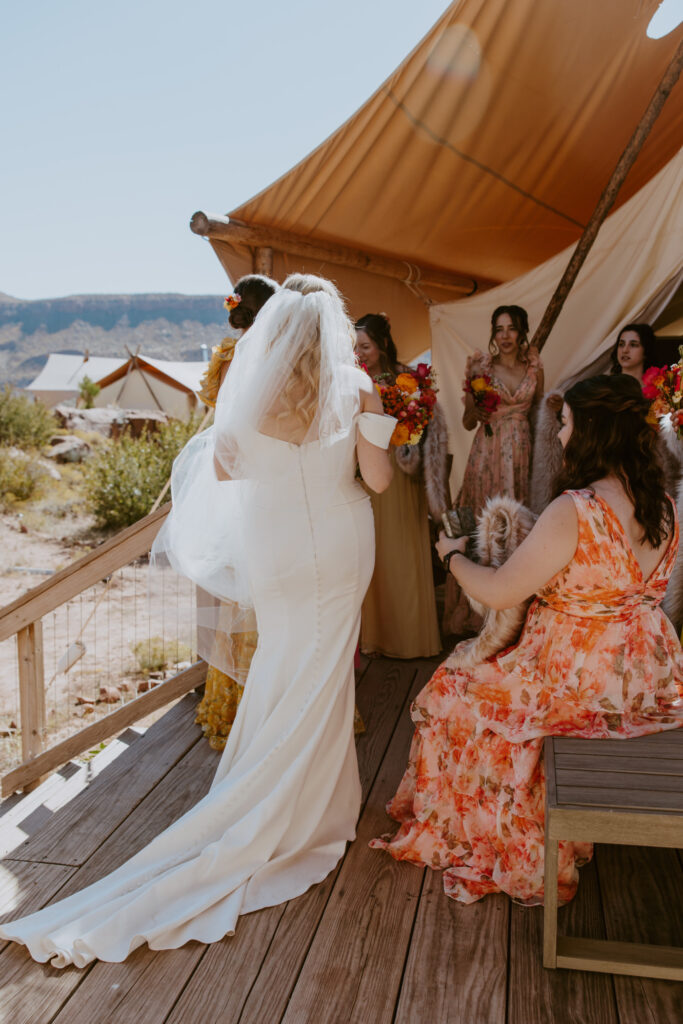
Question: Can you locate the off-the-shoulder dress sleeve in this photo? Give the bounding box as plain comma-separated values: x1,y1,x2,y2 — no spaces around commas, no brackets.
358,412,397,449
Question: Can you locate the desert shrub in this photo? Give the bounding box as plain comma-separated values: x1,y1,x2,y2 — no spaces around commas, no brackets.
0,387,56,448
132,636,192,673
0,451,44,504
78,375,100,409
84,415,202,529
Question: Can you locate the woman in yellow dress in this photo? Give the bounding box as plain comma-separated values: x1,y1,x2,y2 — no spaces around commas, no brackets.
355,314,447,658
195,274,278,748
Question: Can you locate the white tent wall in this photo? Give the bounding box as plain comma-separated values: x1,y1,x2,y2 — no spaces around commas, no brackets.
431,149,683,493
95,372,199,420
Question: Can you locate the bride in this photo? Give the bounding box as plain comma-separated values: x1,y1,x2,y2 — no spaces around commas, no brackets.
0,274,396,967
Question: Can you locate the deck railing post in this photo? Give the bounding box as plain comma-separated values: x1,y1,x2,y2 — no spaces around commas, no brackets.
17,620,46,768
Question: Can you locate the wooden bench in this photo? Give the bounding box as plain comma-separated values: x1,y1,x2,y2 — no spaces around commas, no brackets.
543,730,683,980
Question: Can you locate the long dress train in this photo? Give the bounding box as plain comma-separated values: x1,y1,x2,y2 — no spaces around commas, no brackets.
0,416,387,967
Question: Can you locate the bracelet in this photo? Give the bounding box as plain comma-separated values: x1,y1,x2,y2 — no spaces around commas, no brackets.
442,549,464,574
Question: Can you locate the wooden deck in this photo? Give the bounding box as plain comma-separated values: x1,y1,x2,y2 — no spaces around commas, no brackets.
0,655,681,1024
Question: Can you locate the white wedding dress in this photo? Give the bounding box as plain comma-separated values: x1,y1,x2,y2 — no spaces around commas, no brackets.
0,410,394,967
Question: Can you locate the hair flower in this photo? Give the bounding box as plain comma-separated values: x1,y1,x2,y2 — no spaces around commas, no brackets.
224,294,242,311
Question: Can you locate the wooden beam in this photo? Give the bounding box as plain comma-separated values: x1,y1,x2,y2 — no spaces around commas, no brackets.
0,504,171,642
190,212,477,295
17,621,45,765
532,37,683,352
2,660,208,796
253,246,274,277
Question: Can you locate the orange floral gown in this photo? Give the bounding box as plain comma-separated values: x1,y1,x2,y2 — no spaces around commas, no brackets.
371,489,683,905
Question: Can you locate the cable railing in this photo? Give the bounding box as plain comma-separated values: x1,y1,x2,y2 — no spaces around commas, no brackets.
0,503,207,796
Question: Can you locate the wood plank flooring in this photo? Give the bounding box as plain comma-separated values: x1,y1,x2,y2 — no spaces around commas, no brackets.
0,657,681,1024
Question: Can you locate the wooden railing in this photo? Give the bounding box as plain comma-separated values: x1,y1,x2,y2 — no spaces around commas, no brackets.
0,502,207,796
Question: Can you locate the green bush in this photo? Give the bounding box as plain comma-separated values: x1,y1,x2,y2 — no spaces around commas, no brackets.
84,416,202,529
0,387,56,448
132,636,192,673
0,451,43,504
78,375,100,409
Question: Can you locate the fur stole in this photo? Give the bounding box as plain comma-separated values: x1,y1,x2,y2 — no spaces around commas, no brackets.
446,495,536,670
394,403,450,518
529,392,563,514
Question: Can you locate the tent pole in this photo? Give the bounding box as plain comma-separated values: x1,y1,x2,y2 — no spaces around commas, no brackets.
532,37,683,353
253,246,273,277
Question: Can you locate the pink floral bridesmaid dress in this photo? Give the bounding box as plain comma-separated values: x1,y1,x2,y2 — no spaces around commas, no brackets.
444,348,542,635
372,489,683,905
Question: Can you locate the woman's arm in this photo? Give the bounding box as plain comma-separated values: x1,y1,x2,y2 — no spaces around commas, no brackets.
357,386,394,493
436,494,578,609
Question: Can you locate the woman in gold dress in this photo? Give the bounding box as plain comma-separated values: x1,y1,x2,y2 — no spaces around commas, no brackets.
355,314,446,659
195,274,278,748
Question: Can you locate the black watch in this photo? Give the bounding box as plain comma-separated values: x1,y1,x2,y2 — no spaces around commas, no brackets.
442,548,462,573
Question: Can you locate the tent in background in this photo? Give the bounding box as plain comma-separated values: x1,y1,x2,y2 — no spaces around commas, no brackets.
92,354,207,420
193,0,683,359
26,354,127,407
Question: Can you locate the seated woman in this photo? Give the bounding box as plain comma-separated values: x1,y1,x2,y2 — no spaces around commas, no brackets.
371,375,683,906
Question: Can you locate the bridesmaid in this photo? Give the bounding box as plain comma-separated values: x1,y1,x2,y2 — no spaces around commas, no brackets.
443,305,543,635
195,274,277,748
609,322,657,382
356,314,443,659
372,374,683,906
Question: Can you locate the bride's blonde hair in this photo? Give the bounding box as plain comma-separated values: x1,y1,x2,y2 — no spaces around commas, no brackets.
277,274,353,429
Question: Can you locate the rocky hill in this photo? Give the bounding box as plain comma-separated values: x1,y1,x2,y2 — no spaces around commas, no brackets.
0,292,229,387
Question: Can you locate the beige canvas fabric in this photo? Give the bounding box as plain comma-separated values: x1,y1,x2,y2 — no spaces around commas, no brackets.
208,0,683,358
431,150,683,489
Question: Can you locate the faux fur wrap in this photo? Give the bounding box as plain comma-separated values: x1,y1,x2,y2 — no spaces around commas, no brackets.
394,403,450,518
446,495,536,669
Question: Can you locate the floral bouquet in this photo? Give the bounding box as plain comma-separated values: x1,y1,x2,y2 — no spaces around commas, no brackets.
642,362,683,436
464,373,500,436
368,363,438,446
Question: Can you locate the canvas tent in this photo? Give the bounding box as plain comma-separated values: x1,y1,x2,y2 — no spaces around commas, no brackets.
26,354,127,407
93,354,207,420
193,0,683,365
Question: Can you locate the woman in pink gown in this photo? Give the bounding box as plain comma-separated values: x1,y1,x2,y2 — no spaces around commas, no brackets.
372,375,683,906
444,305,544,634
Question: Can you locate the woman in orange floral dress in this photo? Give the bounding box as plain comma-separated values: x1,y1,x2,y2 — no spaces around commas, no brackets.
372,375,683,905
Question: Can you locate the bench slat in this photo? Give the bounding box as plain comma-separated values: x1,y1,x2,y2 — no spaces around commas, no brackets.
556,785,683,813
555,768,683,791
555,753,683,774
551,733,683,757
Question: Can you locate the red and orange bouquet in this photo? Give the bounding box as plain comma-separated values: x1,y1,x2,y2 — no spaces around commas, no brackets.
642,362,683,436
367,363,438,446
464,372,500,436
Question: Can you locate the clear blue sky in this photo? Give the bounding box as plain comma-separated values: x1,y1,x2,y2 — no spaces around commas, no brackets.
1,0,448,300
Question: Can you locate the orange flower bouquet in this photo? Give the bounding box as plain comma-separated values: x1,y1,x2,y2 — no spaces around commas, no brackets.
642,361,683,436
464,373,500,436
368,363,438,446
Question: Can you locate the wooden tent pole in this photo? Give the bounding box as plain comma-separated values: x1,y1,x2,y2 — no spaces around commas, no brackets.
253,246,274,277
532,37,683,353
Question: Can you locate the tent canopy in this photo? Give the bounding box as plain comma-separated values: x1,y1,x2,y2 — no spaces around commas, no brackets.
201,0,683,358
93,355,207,420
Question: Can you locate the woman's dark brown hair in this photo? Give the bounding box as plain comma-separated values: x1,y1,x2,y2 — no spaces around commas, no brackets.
489,305,530,360
355,313,400,375
229,274,279,330
554,374,672,548
609,322,658,375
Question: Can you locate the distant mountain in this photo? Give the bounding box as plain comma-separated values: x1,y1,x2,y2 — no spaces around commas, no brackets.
0,293,230,387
